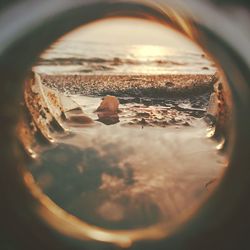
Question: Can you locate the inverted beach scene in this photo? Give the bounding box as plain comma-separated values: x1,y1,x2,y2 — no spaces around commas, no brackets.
25,18,228,231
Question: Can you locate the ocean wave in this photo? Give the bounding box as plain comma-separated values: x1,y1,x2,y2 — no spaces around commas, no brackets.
37,57,190,66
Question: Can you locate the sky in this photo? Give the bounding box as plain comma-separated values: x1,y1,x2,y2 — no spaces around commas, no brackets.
60,17,201,52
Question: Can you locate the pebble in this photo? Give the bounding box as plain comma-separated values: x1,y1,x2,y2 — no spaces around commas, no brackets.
96,96,120,114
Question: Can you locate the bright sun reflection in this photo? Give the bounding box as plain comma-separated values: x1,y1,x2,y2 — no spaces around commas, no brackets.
130,45,172,60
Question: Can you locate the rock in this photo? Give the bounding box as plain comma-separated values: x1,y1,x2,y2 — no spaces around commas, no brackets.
96,95,120,114
207,92,218,117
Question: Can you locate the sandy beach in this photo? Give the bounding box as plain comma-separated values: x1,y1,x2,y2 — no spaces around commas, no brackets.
40,73,217,97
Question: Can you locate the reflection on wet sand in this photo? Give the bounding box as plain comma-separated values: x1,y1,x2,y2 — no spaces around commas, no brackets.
26,82,227,230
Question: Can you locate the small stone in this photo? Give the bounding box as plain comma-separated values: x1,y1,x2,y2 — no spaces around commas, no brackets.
207,93,218,117
139,118,147,125
202,66,209,70
183,122,190,126
96,95,120,114
165,82,174,87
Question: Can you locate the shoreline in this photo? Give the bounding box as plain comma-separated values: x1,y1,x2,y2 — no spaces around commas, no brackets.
39,73,217,97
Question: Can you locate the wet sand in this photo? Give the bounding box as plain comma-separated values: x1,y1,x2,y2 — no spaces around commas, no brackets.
24,73,226,231
68,93,210,128
29,124,226,230
23,71,226,231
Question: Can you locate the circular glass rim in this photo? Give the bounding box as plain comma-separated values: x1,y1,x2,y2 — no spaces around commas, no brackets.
0,0,249,249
